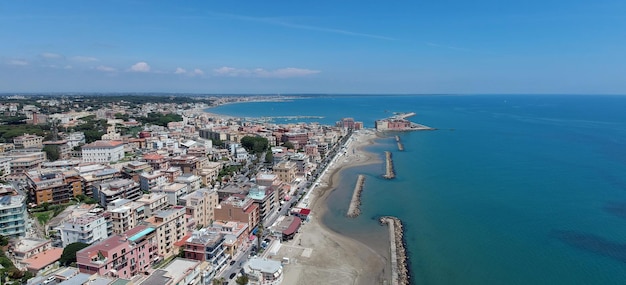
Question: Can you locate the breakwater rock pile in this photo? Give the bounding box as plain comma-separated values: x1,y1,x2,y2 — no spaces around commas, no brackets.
396,135,404,151
383,151,396,179
347,175,366,217
380,216,410,285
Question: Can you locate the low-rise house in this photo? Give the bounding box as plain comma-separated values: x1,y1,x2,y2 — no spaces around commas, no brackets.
21,247,63,275
242,257,284,285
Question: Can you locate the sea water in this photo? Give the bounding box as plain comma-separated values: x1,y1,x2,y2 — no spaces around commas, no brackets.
209,95,626,285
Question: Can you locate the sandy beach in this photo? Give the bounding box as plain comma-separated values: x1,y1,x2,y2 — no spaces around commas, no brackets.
277,129,390,285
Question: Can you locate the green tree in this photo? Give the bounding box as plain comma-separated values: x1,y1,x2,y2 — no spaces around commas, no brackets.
59,242,89,266
264,151,273,164
0,235,8,246
235,275,249,285
240,136,269,154
283,141,295,149
212,277,226,285
43,145,60,161
255,223,264,250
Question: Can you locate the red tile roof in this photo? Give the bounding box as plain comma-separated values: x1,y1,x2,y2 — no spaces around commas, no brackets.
23,247,63,271
282,216,302,236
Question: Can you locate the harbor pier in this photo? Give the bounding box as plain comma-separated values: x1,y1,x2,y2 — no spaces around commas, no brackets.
380,216,410,285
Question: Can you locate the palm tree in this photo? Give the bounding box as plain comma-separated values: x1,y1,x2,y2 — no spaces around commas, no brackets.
255,223,264,250
211,277,226,285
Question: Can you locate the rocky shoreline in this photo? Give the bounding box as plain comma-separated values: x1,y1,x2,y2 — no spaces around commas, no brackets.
380,216,410,285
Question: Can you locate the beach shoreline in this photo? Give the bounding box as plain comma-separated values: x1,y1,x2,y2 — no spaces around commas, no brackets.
279,129,391,285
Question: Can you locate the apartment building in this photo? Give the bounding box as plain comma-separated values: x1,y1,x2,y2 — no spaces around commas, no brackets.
144,206,186,259
211,221,249,258
76,225,159,279
181,188,219,228
107,199,146,235
0,185,27,238
122,161,152,182
13,133,44,149
26,169,82,205
169,155,208,175
136,193,169,217
4,151,46,176
152,183,190,206
93,179,141,207
139,170,169,191
182,229,227,279
247,186,278,222
197,161,222,186
142,153,169,171
58,214,108,247
81,140,124,163
75,165,121,197
274,160,297,184
214,195,260,232
175,174,202,191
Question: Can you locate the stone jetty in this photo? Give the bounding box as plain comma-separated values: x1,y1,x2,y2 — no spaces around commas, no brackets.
380,216,410,285
347,175,366,217
396,135,404,151
383,151,396,179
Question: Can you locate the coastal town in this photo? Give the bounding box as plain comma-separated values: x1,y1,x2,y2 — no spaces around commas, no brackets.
0,94,418,285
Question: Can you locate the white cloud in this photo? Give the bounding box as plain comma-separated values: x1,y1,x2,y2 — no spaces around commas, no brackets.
193,68,204,76
8,60,28,66
258,67,320,78
174,67,187,74
71,56,99,62
130,62,150,72
40,52,63,59
96,65,116,72
213,66,319,78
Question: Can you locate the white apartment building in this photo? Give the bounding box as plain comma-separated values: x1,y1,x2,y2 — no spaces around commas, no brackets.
152,183,190,206
139,171,168,191
107,198,146,234
136,193,169,217
174,174,202,191
58,214,108,247
81,140,124,163
0,189,27,238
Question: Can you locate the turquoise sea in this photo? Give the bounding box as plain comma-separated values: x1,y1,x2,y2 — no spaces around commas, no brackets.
209,95,626,285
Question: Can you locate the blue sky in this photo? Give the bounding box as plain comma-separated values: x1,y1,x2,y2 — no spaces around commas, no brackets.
1,0,626,94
